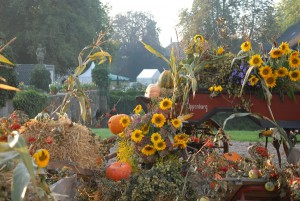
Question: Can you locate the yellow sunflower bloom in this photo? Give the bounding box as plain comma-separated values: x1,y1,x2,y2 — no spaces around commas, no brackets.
120,116,131,128
289,70,300,82
171,118,182,129
276,67,289,77
119,132,125,138
270,48,283,59
193,34,205,43
173,140,187,149
208,86,214,91
151,113,166,128
131,129,144,143
33,149,50,168
240,41,251,52
279,42,291,54
133,104,142,114
248,75,259,86
289,56,300,68
154,140,167,151
141,124,150,135
159,98,173,110
214,85,223,92
216,46,224,55
141,144,156,156
174,133,189,142
290,51,299,58
249,54,263,67
151,132,162,143
264,74,277,88
259,65,272,78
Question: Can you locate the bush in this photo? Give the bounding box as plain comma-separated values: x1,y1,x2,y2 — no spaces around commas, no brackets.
108,89,144,114
12,89,48,118
29,64,51,92
0,67,18,107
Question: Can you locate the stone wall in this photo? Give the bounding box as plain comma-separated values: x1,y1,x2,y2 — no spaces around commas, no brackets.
0,90,101,125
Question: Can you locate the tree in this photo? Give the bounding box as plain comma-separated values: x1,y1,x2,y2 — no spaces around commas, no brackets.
276,0,300,32
110,11,167,80
177,0,280,52
0,0,111,75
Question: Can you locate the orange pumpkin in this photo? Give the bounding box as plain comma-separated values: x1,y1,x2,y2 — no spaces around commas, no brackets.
223,152,242,163
106,161,132,181
108,114,129,135
145,83,160,98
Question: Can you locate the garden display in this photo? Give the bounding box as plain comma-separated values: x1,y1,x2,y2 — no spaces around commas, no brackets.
1,33,300,201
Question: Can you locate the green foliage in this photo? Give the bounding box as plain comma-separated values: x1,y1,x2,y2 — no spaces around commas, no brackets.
92,63,109,95
12,89,48,118
0,0,111,75
121,160,196,201
277,0,300,32
109,89,144,114
29,64,52,92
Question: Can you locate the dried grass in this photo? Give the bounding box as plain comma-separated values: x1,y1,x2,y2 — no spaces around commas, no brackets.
21,116,101,170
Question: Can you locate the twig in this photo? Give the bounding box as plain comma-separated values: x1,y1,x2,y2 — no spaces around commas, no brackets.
0,37,16,52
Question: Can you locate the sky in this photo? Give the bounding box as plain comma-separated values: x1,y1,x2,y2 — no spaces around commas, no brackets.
101,0,194,47
101,0,282,48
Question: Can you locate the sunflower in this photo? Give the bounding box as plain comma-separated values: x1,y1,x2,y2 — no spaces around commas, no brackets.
141,124,150,135
159,98,173,110
270,48,283,59
240,41,251,52
131,129,144,143
173,140,187,149
151,132,162,143
193,34,205,43
248,75,259,86
214,85,223,92
33,149,50,168
151,113,166,128
290,51,299,58
208,86,214,91
276,67,289,77
249,54,263,67
141,144,156,156
119,132,125,138
174,133,189,142
259,65,272,78
279,42,291,54
216,46,224,55
154,140,167,151
120,116,131,128
264,74,277,88
171,118,182,129
289,70,300,82
289,56,300,68
133,104,142,114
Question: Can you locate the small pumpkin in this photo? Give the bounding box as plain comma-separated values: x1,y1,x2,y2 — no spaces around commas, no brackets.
145,83,160,98
223,152,242,163
108,114,129,135
157,70,173,89
106,161,132,181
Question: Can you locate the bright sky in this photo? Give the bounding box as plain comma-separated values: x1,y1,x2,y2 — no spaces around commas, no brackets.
101,0,194,47
101,0,282,48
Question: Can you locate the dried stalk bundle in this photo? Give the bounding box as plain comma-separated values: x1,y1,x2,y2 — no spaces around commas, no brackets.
20,116,101,170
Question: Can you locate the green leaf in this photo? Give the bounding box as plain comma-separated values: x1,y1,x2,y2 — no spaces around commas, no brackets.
140,41,169,64
0,151,19,166
12,162,30,201
239,66,254,96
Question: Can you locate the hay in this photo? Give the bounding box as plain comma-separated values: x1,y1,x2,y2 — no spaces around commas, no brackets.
21,116,101,170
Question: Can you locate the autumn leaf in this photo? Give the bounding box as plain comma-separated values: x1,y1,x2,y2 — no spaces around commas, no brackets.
0,84,20,91
0,54,15,66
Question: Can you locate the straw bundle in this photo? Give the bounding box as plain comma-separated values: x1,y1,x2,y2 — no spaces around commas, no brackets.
20,116,101,170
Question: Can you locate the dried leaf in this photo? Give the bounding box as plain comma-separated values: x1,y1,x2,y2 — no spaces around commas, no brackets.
0,83,20,91
0,54,15,66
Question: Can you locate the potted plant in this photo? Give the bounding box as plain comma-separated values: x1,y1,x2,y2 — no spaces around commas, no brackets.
49,82,60,95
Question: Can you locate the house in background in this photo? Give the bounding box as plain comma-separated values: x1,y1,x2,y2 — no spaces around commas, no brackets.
136,69,160,86
16,64,55,85
78,62,130,89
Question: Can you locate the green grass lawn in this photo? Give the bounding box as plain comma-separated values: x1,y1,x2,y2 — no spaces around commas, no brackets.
91,128,263,142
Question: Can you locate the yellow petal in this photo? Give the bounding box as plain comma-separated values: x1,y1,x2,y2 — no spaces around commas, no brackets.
0,54,15,66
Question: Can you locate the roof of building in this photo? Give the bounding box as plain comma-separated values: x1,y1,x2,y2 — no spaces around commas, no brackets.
109,73,130,81
136,69,160,79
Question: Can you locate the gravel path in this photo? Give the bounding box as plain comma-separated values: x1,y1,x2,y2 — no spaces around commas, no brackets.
229,141,300,166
